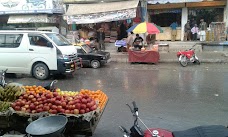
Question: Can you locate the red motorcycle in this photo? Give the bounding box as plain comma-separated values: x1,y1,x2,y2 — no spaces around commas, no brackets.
119,101,228,137
176,44,200,67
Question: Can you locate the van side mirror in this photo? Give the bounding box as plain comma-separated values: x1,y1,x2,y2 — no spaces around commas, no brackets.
47,42,53,48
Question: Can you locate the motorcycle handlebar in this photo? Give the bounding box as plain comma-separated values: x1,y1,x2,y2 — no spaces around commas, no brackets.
186,44,198,51
132,101,138,112
4,69,8,74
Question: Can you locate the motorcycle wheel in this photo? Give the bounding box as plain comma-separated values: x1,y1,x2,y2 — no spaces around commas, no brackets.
179,55,188,67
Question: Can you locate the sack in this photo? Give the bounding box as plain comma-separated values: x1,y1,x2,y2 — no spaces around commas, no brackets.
115,40,127,47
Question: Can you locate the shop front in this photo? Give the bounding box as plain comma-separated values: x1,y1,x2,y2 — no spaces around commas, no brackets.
147,0,227,41
0,0,67,35
148,8,182,41
64,0,139,44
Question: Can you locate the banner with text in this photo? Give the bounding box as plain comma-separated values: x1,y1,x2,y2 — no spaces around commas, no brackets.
67,8,136,24
0,0,64,14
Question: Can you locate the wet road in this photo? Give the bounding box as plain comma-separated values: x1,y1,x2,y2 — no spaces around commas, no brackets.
6,62,228,137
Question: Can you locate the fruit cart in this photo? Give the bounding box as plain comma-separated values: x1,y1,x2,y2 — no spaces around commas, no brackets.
0,84,109,137
64,99,108,137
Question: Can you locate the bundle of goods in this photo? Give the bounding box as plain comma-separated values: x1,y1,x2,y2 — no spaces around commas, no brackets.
0,84,25,112
0,84,25,102
0,84,25,129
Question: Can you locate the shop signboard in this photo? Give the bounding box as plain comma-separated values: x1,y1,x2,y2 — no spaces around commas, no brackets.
67,8,136,24
8,15,60,23
148,9,182,15
0,0,64,14
147,0,203,4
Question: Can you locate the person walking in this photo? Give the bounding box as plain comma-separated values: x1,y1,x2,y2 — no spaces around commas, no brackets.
199,19,207,41
97,28,105,50
184,20,191,41
191,24,199,41
170,21,178,42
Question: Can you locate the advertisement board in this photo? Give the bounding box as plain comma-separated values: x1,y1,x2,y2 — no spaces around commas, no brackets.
0,0,64,14
8,15,60,23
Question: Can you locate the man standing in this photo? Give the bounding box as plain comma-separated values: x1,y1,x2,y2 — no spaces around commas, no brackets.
170,21,178,42
97,28,105,50
191,24,199,41
199,19,207,41
184,20,191,41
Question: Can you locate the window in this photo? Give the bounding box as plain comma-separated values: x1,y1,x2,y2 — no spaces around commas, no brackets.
82,45,92,53
46,33,71,46
77,48,85,54
28,35,48,47
0,34,23,48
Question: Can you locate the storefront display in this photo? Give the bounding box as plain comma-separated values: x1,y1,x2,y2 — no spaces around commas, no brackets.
156,27,181,41
147,0,227,41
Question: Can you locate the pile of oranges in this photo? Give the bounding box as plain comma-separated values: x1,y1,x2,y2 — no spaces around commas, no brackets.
80,89,108,111
23,85,52,95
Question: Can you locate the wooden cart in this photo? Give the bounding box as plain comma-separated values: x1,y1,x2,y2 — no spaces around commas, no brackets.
0,100,108,137
64,99,108,137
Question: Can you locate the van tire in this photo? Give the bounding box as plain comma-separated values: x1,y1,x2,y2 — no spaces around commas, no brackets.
90,60,100,69
32,63,49,80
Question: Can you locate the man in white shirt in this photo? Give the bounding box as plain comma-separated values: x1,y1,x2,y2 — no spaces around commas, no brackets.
191,24,199,41
199,19,207,41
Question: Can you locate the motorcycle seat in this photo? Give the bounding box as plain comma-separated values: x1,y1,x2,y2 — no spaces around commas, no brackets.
172,125,228,137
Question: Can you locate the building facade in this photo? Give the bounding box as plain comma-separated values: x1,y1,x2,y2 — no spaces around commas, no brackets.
0,0,67,35
147,0,227,41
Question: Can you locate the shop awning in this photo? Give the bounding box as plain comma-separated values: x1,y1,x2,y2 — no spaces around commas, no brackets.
8,15,60,24
147,0,203,4
65,0,139,24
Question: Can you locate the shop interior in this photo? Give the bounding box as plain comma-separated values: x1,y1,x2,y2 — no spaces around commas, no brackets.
149,9,181,27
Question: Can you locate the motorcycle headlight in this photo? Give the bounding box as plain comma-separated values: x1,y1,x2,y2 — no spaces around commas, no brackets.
102,56,106,60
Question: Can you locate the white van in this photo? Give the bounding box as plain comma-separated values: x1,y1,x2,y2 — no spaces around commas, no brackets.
0,30,81,80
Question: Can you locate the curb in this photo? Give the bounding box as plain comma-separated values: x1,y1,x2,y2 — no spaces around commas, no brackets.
110,58,228,63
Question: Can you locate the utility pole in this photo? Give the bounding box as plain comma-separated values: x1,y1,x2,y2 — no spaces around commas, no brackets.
140,0,148,22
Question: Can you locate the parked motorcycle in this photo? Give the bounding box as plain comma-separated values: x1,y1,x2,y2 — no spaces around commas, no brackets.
177,44,200,67
119,101,228,137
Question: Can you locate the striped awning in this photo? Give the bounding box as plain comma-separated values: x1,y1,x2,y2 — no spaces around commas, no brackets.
65,0,139,24
65,0,139,16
